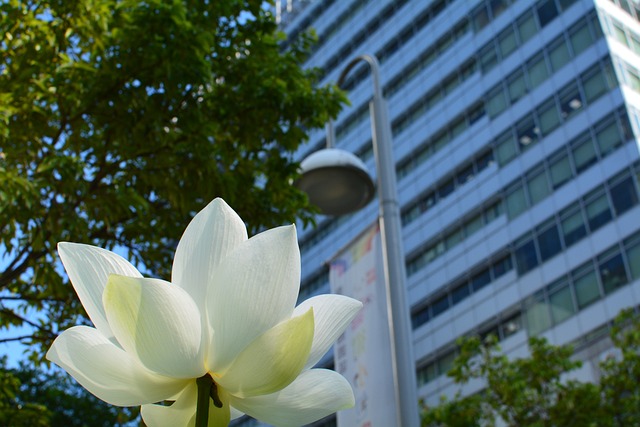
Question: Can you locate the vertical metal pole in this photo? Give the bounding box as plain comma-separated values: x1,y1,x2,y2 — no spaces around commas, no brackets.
339,55,419,427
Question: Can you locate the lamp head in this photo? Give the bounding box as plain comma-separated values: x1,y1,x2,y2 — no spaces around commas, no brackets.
296,148,375,216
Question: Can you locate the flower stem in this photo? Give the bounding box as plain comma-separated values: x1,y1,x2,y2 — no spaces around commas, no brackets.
196,374,213,427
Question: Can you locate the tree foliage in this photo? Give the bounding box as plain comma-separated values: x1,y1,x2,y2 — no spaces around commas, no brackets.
0,0,344,360
421,309,640,427
0,357,138,426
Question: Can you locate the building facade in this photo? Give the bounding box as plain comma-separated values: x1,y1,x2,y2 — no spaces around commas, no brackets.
233,0,640,425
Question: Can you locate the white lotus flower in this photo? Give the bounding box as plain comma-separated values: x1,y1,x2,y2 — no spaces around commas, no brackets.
47,198,362,427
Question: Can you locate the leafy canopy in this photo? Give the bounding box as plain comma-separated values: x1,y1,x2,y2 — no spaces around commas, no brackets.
421,309,640,427
0,0,344,361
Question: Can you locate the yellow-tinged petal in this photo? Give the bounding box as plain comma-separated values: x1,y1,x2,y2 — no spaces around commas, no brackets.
206,224,300,371
216,308,314,398
141,382,230,427
58,242,142,339
293,294,363,370
46,326,187,406
229,369,355,427
103,275,206,378
172,198,247,312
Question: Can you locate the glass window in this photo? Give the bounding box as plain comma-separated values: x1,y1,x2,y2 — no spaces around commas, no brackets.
549,282,575,324
480,44,498,72
446,228,463,249
525,294,551,334
439,178,455,199
466,214,484,236
472,268,491,292
573,266,600,308
412,307,431,329
538,223,562,261
613,23,628,46
549,154,572,189
572,135,597,172
501,313,523,338
561,208,587,246
558,0,577,9
452,283,471,304
438,351,456,375
610,176,638,215
537,99,561,135
487,87,508,118
527,53,549,88
493,255,513,278
457,165,474,185
432,295,450,317
499,29,518,58
432,130,448,151
515,237,539,274
417,362,436,385
485,201,503,222
491,0,508,18
506,185,528,218
583,69,608,102
477,151,494,171
517,11,537,44
517,118,539,148
626,241,640,279
496,132,518,165
508,71,527,103
527,169,551,204
559,84,584,119
537,0,559,27
599,253,628,294
451,117,466,138
595,121,622,155
473,4,490,31
549,39,571,71
586,193,612,231
569,22,593,55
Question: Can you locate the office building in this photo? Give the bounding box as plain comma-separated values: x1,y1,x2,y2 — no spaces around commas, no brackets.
233,0,640,425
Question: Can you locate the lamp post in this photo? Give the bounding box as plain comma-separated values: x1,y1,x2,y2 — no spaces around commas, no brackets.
296,54,420,427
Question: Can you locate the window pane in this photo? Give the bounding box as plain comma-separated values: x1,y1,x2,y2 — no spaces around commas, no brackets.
508,72,527,103
570,23,593,55
574,268,600,308
446,228,463,249
452,283,471,304
490,0,508,18
493,256,513,278
517,118,539,148
626,242,640,279
517,11,537,44
466,214,484,236
595,121,622,155
610,176,638,215
538,224,562,261
559,85,584,119
549,40,571,71
480,44,498,72
506,185,528,218
583,69,607,102
526,297,551,335
432,295,450,317
487,87,508,118
599,253,628,294
572,136,597,172
549,285,575,324
473,5,490,31
537,0,559,27
527,54,549,88
550,154,572,188
499,29,518,58
586,194,612,231
527,170,551,204
561,210,587,246
496,132,518,165
538,100,561,135
472,269,491,292
515,238,539,274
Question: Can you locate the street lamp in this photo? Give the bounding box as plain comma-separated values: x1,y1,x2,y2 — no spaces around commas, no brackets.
296,54,420,427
